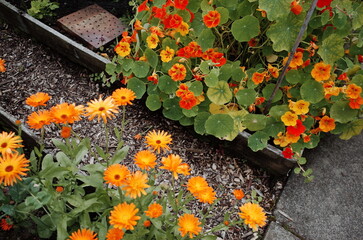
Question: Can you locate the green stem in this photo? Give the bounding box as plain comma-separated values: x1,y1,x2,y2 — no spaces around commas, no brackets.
118,187,124,203
120,105,126,138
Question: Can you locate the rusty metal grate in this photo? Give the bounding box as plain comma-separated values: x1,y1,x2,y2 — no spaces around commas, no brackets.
57,4,125,49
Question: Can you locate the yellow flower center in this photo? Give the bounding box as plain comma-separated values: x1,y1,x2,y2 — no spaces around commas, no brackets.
5,165,13,172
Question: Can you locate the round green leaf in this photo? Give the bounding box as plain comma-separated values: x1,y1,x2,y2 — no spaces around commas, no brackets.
219,64,233,81
146,94,161,111
205,114,235,139
318,34,345,65
247,131,269,152
144,48,159,68
157,75,178,94
285,69,303,84
259,0,291,21
197,28,215,51
189,81,203,96
127,78,146,99
205,68,219,87
352,74,363,88
132,61,150,78
231,16,260,42
262,84,282,103
207,81,233,105
179,116,194,126
216,7,229,25
303,134,320,149
194,112,211,135
162,98,183,120
235,89,256,106
268,105,289,120
330,101,358,123
182,106,199,117
300,80,324,104
243,114,267,131
262,118,285,137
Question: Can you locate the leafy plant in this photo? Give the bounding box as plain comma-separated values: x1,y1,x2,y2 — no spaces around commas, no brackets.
27,0,59,20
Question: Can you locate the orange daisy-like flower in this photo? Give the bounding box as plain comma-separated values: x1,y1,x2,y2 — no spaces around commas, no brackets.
187,176,209,195
109,202,141,230
103,164,130,187
311,62,331,81
0,152,30,186
203,10,221,28
281,111,298,126
345,84,362,99
146,33,159,49
252,72,265,85
26,110,52,130
67,228,98,240
115,41,131,57
60,126,72,138
0,58,6,72
289,100,310,115
319,116,335,132
25,92,51,107
0,216,13,231
0,131,23,155
106,228,124,240
122,171,150,198
233,189,245,200
194,186,216,204
160,154,191,179
145,130,172,153
144,202,163,218
160,46,175,63
85,96,119,123
168,63,187,81
178,213,202,238
134,150,157,170
50,103,83,124
111,88,136,106
238,202,267,231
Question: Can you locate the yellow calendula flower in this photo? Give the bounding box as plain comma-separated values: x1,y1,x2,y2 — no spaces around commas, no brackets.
109,202,141,230
0,152,30,186
0,132,23,155
145,130,172,153
160,46,175,63
133,150,157,170
238,202,267,231
25,92,51,107
122,171,150,199
160,154,190,179
146,33,159,49
144,202,163,218
289,100,310,115
178,214,202,238
85,96,119,123
281,111,298,126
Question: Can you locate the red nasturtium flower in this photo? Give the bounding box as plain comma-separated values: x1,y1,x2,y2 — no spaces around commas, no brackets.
349,96,363,109
282,147,294,159
174,0,189,10
311,62,331,81
163,14,183,29
317,0,333,8
203,10,221,28
0,216,13,231
137,0,149,12
152,6,167,19
286,119,306,136
358,55,363,63
179,92,198,110
248,38,258,47
168,63,187,81
290,1,303,15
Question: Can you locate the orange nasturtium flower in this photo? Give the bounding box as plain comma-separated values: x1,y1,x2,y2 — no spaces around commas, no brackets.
319,116,335,132
60,126,72,138
160,46,175,62
0,152,30,186
289,52,304,68
345,84,362,99
0,131,23,155
103,164,130,187
145,130,172,153
144,202,163,218
290,0,303,15
268,64,279,78
281,111,298,126
26,110,52,130
311,62,331,81
134,150,157,170
168,63,187,81
203,10,221,28
289,100,310,115
146,33,159,49
252,72,265,85
85,96,119,123
109,202,141,230
349,96,363,109
67,229,98,240
25,92,51,107
105,228,124,240
238,202,267,231
179,92,198,110
111,87,136,106
176,21,189,36
0,58,6,72
178,213,202,238
160,154,191,179
114,41,131,57
233,189,245,200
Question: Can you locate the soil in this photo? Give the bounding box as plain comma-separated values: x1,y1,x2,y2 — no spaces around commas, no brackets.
0,4,286,240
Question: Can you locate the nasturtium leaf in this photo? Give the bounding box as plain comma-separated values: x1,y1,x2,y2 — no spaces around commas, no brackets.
291,142,304,153
127,77,146,99
235,89,256,106
189,81,203,96
300,80,324,104
200,61,211,74
232,67,246,82
105,63,116,75
237,1,256,18
132,61,150,78
303,134,320,149
285,69,303,84
179,116,194,126
352,2,363,30
243,114,267,131
216,7,229,25
258,0,291,21
162,98,183,120
269,105,289,120
218,0,238,8
162,37,178,50
262,84,283,103
267,14,304,52
194,112,211,135
144,48,159,68
330,100,358,123
352,74,363,88
320,10,330,25
339,119,363,140
219,64,233,81
157,75,178,94
333,12,347,29
187,0,202,12
201,0,214,12
205,68,219,87
153,0,166,8
231,16,260,42
248,131,269,152
207,81,233,105
146,94,161,111
197,28,215,51
182,106,199,118
205,114,235,139
318,34,345,65
297,157,307,165
262,118,285,137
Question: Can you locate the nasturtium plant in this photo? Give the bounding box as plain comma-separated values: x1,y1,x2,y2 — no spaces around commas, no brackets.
102,0,363,176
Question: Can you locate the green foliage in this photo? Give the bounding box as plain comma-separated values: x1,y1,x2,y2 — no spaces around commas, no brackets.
27,0,59,19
